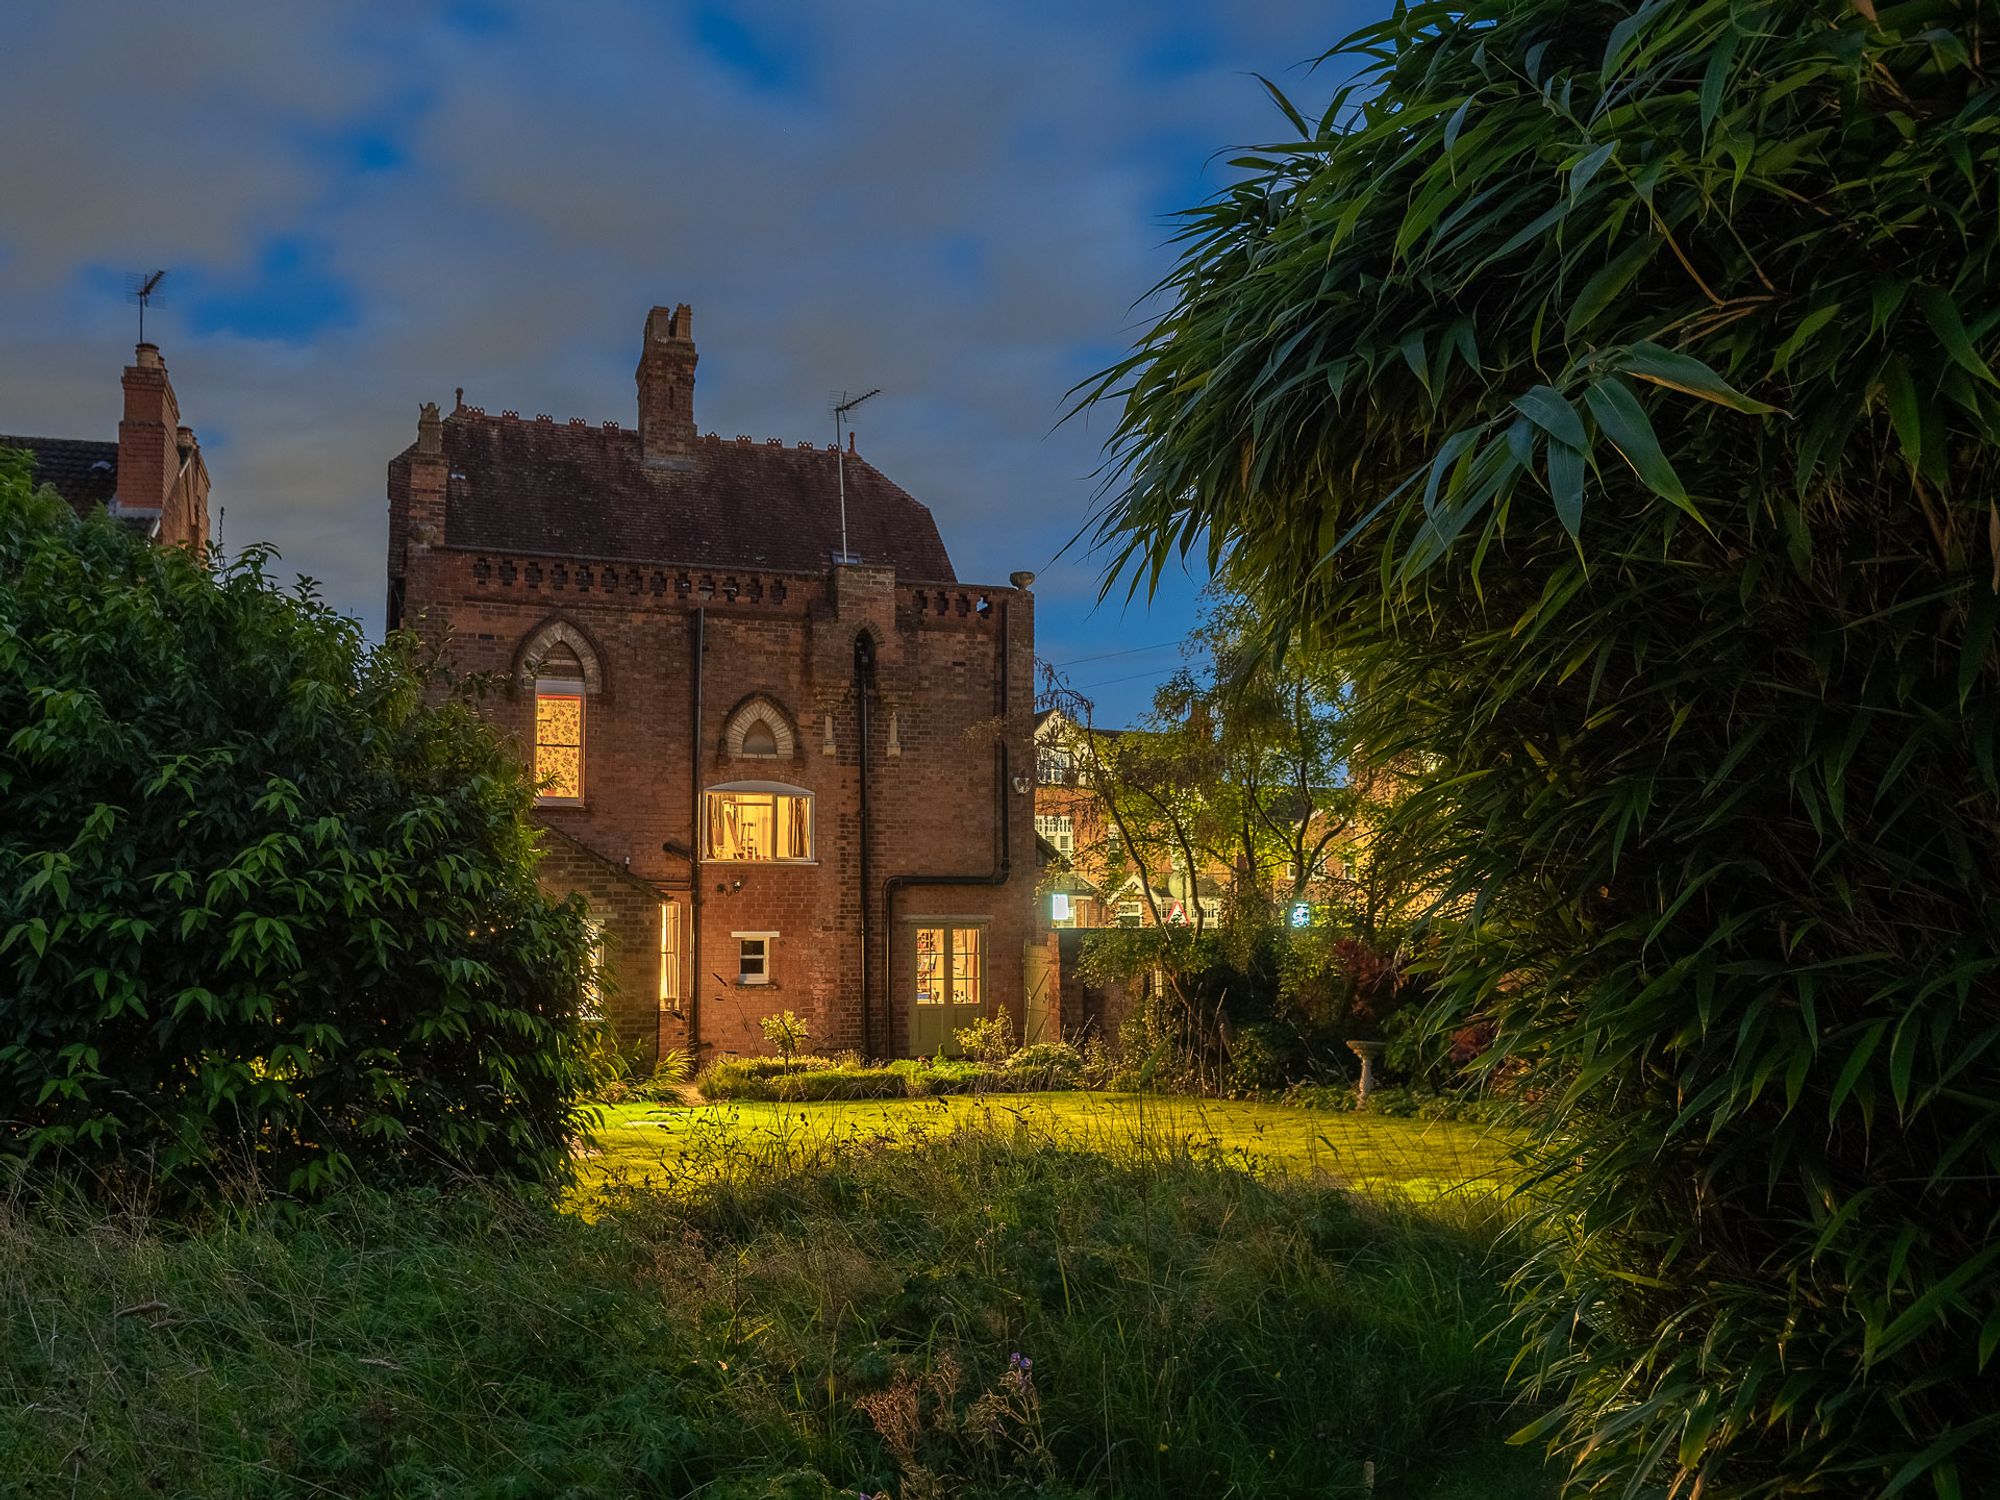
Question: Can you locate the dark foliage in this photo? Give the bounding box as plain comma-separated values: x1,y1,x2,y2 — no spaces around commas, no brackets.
0,458,595,1200
1084,3,2000,1494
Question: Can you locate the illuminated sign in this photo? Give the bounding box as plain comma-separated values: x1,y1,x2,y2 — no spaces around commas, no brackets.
1288,901,1313,928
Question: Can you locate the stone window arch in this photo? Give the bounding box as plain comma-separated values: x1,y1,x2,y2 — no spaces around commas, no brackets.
723,695,796,760
513,617,605,697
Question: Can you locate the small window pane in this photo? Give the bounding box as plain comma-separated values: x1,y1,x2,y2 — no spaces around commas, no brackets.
951,926,983,1008
739,936,768,983
914,926,944,1005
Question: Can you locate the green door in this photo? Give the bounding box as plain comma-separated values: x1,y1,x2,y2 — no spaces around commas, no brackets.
911,924,985,1055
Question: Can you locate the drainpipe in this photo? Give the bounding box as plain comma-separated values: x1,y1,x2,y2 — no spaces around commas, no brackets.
855,633,875,1057
688,607,705,1056
880,600,1014,1055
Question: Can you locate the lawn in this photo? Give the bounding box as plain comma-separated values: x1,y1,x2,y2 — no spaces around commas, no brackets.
6,1125,1553,1499
581,1091,1517,1204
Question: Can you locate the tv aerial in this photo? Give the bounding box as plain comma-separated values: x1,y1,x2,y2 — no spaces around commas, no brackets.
125,269,167,344
830,387,881,566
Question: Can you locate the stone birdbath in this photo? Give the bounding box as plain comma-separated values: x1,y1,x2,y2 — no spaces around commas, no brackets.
1346,1040,1385,1108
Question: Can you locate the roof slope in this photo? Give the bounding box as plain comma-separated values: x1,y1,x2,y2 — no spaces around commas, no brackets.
2,435,119,512
434,412,957,581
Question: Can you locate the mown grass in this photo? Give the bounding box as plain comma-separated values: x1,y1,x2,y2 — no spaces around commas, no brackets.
4,1114,1551,1499
581,1091,1517,1206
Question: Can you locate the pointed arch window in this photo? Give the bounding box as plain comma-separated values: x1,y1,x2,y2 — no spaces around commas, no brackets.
516,620,603,805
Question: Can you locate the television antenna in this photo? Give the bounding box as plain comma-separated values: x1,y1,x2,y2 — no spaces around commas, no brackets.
831,387,881,566
125,270,167,344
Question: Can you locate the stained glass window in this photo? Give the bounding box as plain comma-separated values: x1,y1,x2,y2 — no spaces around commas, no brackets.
536,691,584,801
705,788,812,860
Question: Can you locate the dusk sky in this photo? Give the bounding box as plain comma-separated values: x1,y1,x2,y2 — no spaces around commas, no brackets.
0,2,1359,725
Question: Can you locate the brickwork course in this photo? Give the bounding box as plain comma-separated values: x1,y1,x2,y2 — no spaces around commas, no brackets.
387,305,1038,1064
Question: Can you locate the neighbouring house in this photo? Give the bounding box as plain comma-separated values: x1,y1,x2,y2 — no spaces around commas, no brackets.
2,341,212,549
1032,705,1356,931
386,304,1038,1064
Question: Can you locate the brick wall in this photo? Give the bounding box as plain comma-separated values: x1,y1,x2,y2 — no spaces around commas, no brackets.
390,505,1036,1065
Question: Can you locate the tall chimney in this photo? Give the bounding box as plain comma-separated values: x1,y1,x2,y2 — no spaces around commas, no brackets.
636,304,697,467
118,343,181,513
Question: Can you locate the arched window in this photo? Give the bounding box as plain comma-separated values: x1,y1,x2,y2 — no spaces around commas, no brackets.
704,780,813,862
723,696,796,760
515,619,603,803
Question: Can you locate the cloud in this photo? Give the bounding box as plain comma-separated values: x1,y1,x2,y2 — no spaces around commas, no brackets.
0,0,1360,722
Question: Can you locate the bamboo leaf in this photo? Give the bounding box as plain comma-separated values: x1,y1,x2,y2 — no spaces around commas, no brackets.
1514,385,1588,448
1565,235,1661,338
1620,341,1779,414
1583,376,1693,511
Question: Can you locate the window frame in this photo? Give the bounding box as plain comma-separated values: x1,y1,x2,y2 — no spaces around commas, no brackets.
733,930,777,986
703,780,815,863
910,921,987,1009
659,902,682,1010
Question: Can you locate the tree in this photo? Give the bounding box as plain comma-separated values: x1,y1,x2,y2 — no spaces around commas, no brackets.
0,453,596,1202
1083,5,2000,1495
1044,590,1356,935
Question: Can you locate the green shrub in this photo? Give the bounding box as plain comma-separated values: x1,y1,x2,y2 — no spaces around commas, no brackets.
757,1009,811,1067
697,1056,901,1103
1224,1022,1291,1094
1085,3,2000,1490
0,464,593,1201
951,1010,1014,1063
1000,1041,1084,1091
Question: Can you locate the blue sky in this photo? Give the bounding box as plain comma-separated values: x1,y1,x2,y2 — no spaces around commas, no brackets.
0,0,1365,724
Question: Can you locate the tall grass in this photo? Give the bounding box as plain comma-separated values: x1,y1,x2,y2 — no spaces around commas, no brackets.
4,1120,1550,1498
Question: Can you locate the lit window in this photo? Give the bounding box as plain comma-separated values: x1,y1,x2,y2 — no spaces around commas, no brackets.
536,691,583,801
913,925,983,1008
1034,813,1075,854
530,639,589,802
1115,900,1142,928
659,903,682,1009
1050,891,1072,923
705,782,813,861
581,919,606,1020
735,932,774,985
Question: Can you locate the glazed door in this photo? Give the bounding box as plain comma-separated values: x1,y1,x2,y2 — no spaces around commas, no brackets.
911,924,985,1055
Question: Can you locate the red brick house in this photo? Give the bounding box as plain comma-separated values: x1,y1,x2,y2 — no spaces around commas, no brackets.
387,305,1037,1064
3,341,212,549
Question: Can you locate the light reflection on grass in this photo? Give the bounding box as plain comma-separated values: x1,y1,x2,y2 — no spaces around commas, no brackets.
576,1091,1516,1210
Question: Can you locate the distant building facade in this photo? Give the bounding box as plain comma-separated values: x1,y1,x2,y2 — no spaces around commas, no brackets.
3,342,212,549
387,306,1037,1063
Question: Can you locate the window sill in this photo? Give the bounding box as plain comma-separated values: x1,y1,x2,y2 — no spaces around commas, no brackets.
536,798,586,811
702,858,819,867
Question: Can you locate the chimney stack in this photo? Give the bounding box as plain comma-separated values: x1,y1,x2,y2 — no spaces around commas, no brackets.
118,343,181,512
636,304,697,467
